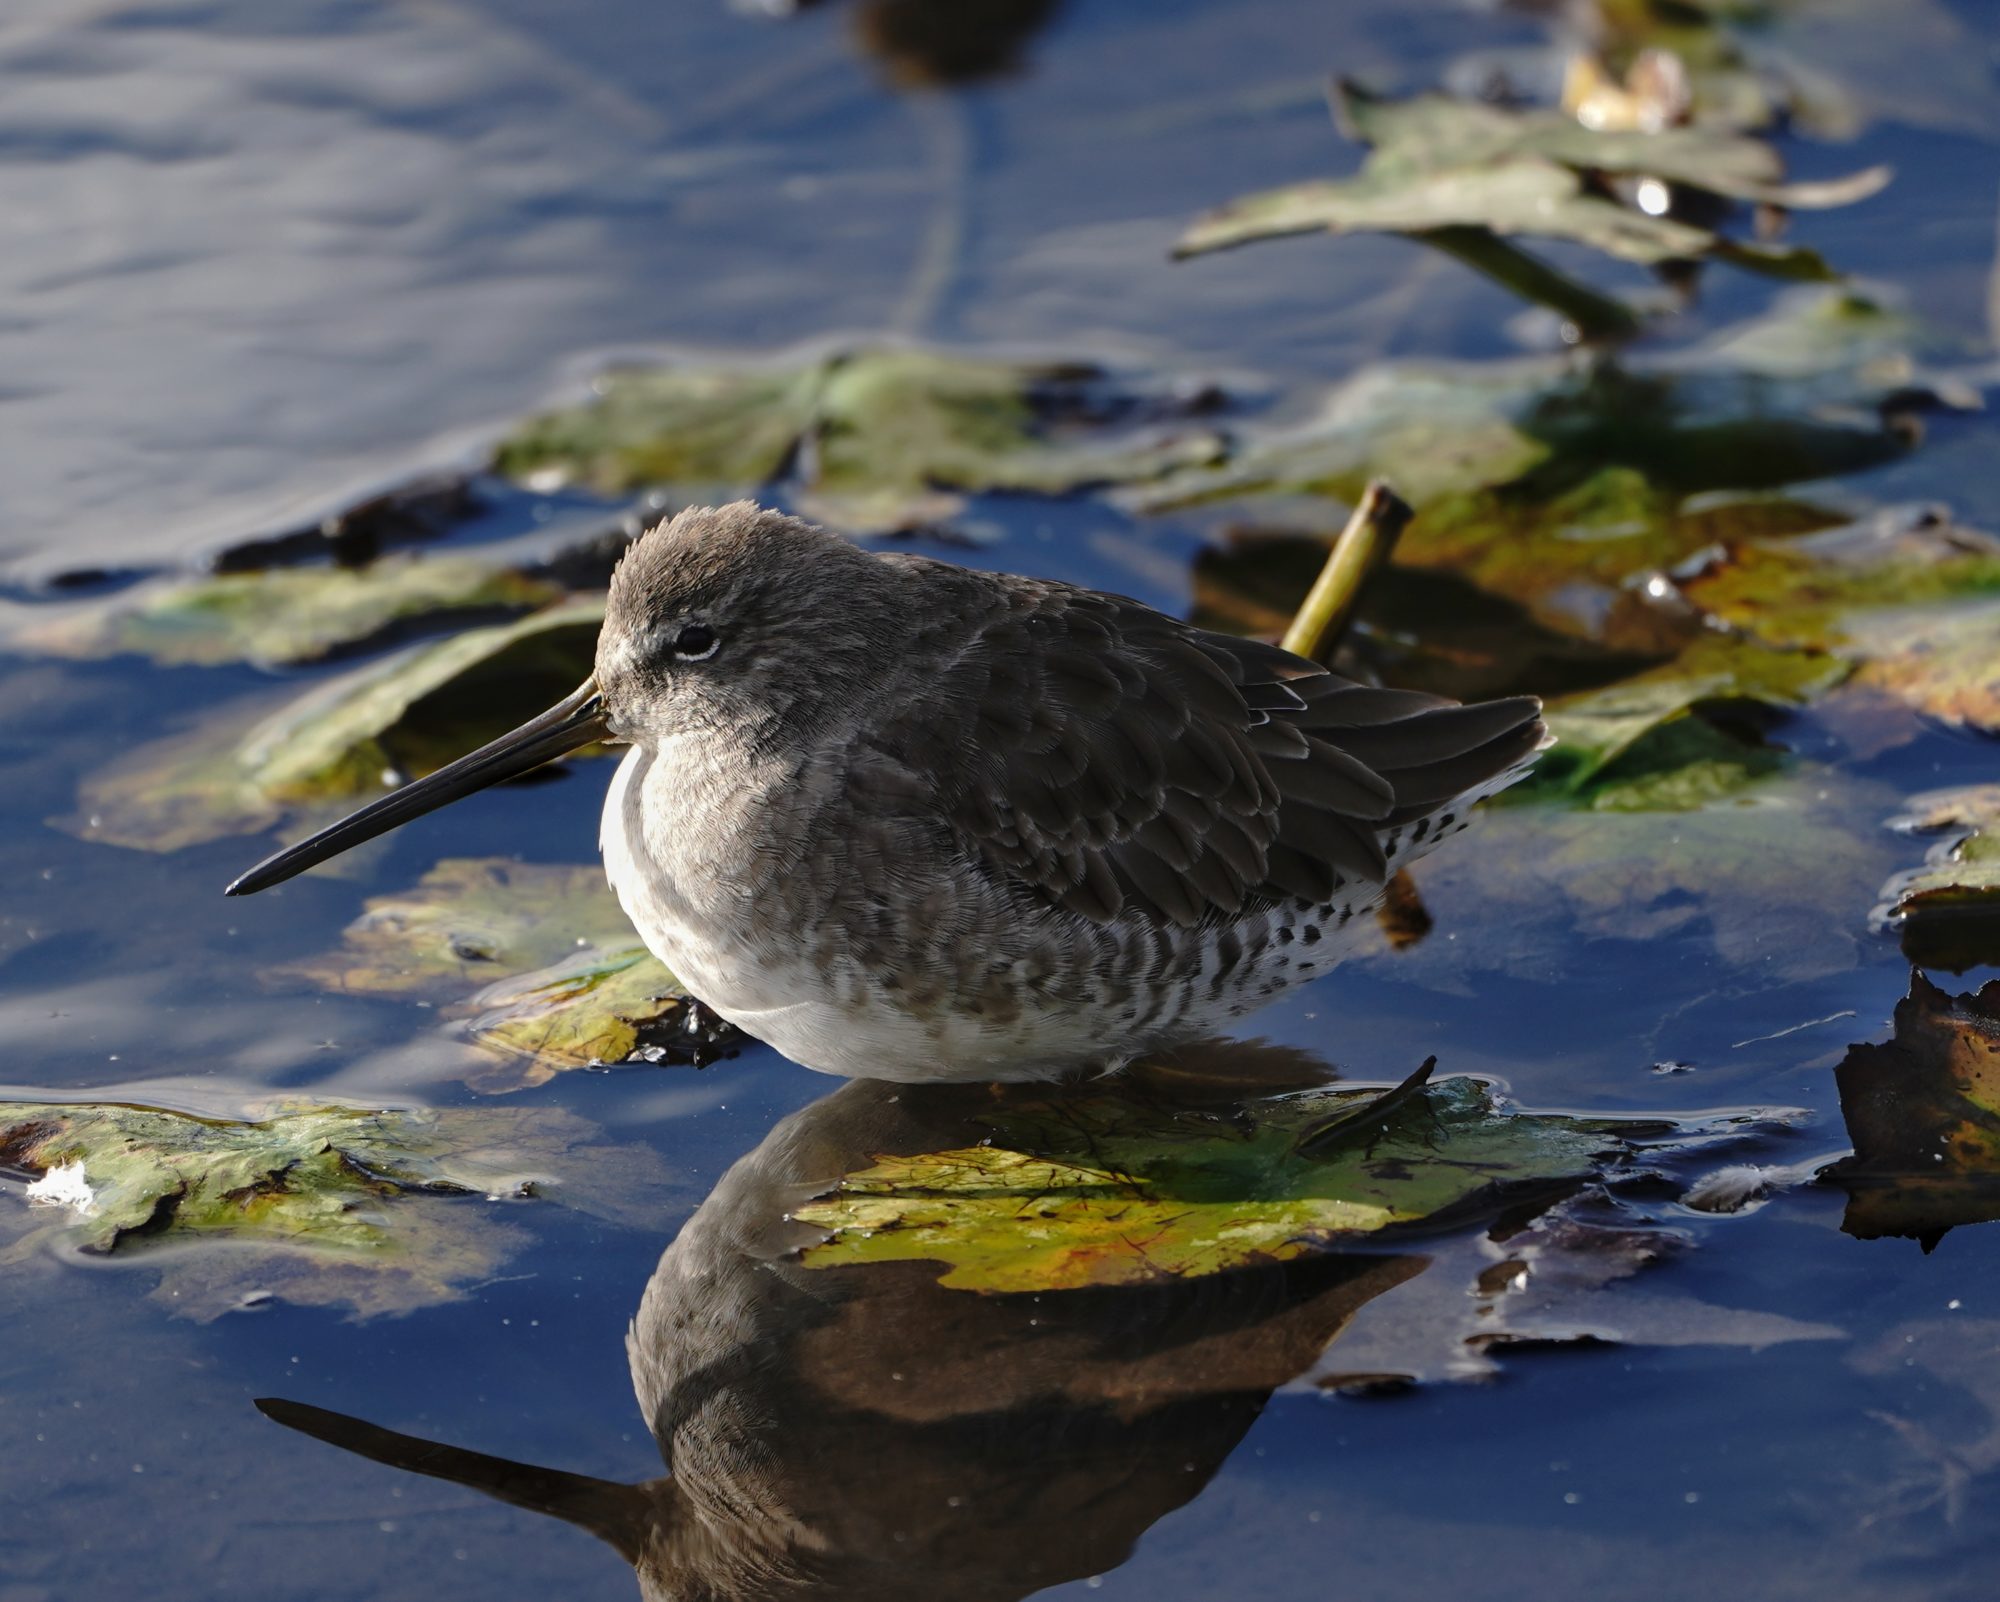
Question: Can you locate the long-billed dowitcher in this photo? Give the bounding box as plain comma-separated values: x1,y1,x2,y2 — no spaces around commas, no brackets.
229,502,1545,1080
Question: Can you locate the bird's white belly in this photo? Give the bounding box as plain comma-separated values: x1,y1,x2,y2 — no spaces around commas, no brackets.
599,747,1108,1082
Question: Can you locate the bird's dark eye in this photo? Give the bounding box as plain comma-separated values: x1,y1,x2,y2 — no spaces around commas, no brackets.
672,622,719,661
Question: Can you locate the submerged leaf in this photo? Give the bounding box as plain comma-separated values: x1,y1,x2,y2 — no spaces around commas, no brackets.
0,1099,674,1319
274,860,700,1089
797,1075,1687,1292
1874,787,2000,974
1825,972,2000,1245
1390,770,1903,984
63,600,604,852
16,556,561,669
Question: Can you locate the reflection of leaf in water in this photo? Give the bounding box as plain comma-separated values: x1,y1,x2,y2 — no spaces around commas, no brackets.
797,1075,1718,1292
1682,510,2000,735
0,1099,673,1319
493,349,1223,531
62,600,603,852
15,556,561,669
1523,632,1850,808
1316,1199,1839,1387
1825,971,2000,1247
273,860,694,1091
1873,787,2000,974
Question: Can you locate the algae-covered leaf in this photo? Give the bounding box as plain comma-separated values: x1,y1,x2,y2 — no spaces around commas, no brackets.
15,556,562,669
1825,972,2000,1246
0,1099,675,1319
273,860,703,1089
795,1075,1655,1293
1874,788,2000,974
64,599,605,852
1525,632,1850,807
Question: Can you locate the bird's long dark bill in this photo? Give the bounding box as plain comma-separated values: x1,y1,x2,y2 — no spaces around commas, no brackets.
224,678,608,897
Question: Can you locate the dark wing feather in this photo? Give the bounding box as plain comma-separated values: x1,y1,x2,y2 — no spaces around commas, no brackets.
867,575,1544,930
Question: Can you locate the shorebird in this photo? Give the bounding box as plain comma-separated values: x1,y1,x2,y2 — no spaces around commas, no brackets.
228,502,1546,1081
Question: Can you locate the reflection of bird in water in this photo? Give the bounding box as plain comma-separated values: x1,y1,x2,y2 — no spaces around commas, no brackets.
259,1054,1426,1601
229,503,1544,1081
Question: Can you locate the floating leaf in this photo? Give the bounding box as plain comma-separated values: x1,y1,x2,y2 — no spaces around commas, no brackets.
274,860,705,1089
1175,81,1884,329
1524,631,1850,807
797,1075,1683,1293
0,1098,674,1319
63,600,604,852
1682,509,2000,735
494,362,824,496
1132,292,1949,548
493,349,1224,531
1874,787,2000,974
15,556,562,669
800,350,1224,531
1825,972,2000,1246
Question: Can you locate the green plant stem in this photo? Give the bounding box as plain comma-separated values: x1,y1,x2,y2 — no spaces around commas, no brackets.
1280,479,1414,665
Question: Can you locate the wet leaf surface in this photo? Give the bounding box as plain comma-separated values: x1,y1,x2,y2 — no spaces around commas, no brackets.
0,1098,674,1319
1874,787,2000,973
1826,971,2000,1246
62,600,604,852
273,859,706,1089
795,1073,1759,1292
15,556,562,669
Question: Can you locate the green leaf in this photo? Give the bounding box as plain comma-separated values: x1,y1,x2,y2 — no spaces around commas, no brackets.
61,599,604,853
1,1099,674,1319
16,556,562,669
796,1075,1676,1293
1826,972,2000,1245
272,859,694,1090
1874,787,2000,974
